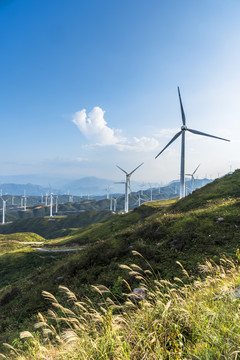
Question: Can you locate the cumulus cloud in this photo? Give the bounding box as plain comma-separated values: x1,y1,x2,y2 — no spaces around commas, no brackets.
117,137,159,152
72,107,125,146
72,106,160,152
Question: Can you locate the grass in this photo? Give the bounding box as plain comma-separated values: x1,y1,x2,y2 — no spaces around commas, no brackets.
1,170,240,356
0,210,115,239
2,253,240,359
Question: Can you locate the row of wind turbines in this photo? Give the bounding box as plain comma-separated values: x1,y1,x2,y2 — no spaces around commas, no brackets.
0,88,230,222
116,87,230,213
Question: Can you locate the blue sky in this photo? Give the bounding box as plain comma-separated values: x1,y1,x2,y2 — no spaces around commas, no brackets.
0,0,240,184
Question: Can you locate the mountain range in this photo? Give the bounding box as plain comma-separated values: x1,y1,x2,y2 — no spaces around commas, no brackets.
0,175,212,196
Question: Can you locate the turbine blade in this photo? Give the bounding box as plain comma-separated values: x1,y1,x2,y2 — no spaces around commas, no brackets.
155,131,182,159
178,87,186,126
187,128,230,142
116,165,128,174
193,164,200,175
129,162,144,176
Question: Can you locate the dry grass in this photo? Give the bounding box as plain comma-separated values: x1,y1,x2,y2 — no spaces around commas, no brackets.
2,252,240,359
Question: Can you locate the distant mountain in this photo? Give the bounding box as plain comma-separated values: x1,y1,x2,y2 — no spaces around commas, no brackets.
0,183,50,196
0,174,214,196
0,176,134,196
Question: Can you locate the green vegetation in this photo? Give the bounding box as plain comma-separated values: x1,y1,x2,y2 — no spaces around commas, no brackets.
0,170,240,358
0,210,115,239
2,254,240,359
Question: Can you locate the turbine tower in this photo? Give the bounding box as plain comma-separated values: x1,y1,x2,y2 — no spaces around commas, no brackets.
1,198,9,224
23,191,27,211
155,87,230,199
134,192,145,207
116,163,144,213
112,197,118,212
50,193,53,217
55,195,58,213
186,164,200,193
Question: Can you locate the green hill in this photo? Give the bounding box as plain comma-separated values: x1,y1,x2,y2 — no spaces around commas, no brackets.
0,210,115,239
1,170,240,357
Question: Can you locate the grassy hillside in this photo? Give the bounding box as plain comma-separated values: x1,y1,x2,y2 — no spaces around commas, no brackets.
0,210,115,239
3,255,240,359
0,170,240,356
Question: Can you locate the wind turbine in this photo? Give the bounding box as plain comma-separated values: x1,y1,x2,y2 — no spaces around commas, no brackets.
112,197,118,212
116,163,144,213
49,193,54,217
1,198,9,224
155,87,230,199
109,196,113,211
55,195,58,213
186,164,200,193
23,190,27,211
106,186,112,199
134,192,145,207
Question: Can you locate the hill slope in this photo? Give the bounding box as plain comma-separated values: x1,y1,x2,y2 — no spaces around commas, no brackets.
0,170,240,353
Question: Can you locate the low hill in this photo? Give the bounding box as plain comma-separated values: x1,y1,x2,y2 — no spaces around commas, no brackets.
0,170,240,354
0,210,115,239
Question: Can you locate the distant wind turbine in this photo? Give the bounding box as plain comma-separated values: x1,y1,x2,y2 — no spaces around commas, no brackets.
155,87,230,199
23,190,27,211
55,195,58,213
116,163,144,213
134,192,145,207
106,186,112,199
186,164,200,193
1,198,9,224
112,197,118,212
50,193,54,217
148,183,153,202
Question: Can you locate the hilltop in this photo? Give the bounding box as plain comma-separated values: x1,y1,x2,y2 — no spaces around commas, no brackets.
0,170,240,356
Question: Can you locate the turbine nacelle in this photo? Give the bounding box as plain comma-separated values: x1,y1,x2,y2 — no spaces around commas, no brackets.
155,87,230,199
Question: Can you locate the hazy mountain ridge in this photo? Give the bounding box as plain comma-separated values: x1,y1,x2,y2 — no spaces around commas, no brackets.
0,175,212,196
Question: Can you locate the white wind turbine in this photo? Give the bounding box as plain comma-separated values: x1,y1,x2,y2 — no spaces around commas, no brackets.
1,198,9,224
23,190,27,211
55,195,58,213
134,192,145,207
106,186,112,199
112,197,118,212
116,163,144,213
186,164,200,193
155,87,230,199
49,193,54,217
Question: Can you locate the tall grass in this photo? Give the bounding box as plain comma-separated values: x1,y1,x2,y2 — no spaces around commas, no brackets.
2,252,240,359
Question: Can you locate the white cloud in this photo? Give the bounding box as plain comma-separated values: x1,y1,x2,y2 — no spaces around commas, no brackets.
72,107,126,146
72,106,160,152
117,136,159,152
